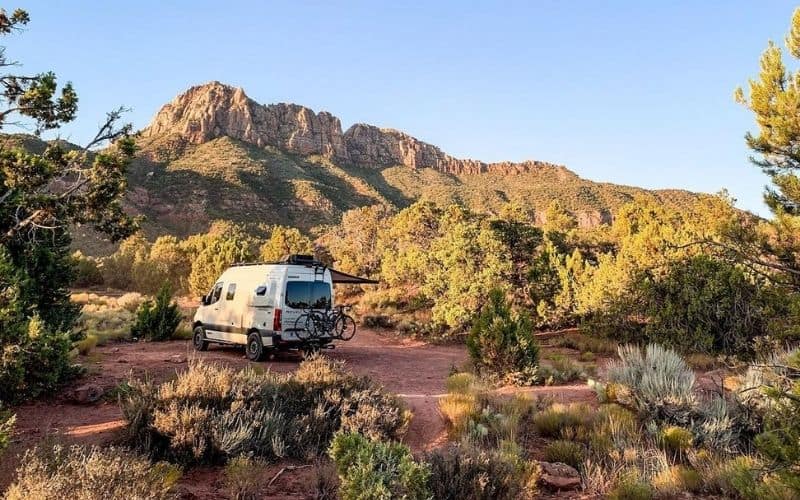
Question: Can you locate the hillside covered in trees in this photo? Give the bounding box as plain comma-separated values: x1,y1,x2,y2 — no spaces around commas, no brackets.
5,81,702,253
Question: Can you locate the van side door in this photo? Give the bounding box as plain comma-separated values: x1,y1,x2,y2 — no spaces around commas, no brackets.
204,282,225,338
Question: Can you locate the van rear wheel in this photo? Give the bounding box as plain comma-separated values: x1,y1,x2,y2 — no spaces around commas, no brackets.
193,326,209,351
246,332,265,362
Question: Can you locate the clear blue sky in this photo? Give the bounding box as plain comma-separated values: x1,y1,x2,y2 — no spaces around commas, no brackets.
5,1,798,215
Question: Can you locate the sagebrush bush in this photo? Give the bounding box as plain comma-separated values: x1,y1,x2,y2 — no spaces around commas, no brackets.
329,432,431,500
606,344,696,418
467,289,540,384
121,358,409,465
4,444,180,500
426,443,538,500
130,283,181,341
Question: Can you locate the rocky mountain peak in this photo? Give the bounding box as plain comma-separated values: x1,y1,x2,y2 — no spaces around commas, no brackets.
142,81,348,159
142,82,565,175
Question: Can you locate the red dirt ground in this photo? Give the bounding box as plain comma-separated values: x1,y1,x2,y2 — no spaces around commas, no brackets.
0,329,600,498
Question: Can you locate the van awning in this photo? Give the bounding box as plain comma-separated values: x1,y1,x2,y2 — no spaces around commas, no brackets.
329,268,379,285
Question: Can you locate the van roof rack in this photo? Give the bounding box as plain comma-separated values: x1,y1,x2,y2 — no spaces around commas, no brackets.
230,254,326,267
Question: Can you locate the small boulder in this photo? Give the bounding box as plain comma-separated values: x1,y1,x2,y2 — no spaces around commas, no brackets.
538,461,581,491
167,354,187,364
67,384,104,404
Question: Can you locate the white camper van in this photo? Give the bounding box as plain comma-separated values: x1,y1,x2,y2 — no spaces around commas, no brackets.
192,255,375,361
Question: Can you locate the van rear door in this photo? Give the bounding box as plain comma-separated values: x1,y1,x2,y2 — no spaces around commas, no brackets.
281,279,332,340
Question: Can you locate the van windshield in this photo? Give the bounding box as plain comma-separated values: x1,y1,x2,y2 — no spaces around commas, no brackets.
285,281,331,309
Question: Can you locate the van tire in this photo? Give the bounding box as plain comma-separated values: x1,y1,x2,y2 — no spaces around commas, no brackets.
193,326,209,351
246,332,265,361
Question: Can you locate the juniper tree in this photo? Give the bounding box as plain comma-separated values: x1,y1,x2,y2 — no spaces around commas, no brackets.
0,8,137,402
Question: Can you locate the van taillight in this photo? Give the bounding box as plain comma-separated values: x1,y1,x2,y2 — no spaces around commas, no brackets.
273,309,282,331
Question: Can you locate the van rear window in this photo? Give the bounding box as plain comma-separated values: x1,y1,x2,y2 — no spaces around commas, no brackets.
285,281,331,309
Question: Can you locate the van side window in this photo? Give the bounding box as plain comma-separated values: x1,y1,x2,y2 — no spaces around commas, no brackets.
226,283,236,300
255,285,267,296
210,282,223,304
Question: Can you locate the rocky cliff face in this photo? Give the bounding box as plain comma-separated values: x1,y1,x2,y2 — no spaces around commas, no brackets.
142,82,565,175
143,82,348,159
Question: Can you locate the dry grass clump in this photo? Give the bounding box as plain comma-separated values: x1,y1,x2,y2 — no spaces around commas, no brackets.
530,402,594,438
552,334,619,355
75,333,98,355
543,439,585,468
121,357,409,465
426,443,539,500
440,393,480,436
5,444,180,500
223,455,268,500
538,354,586,384
433,373,540,498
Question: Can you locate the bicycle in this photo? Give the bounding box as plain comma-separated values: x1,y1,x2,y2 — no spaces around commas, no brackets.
294,304,356,341
294,306,327,340
328,305,356,341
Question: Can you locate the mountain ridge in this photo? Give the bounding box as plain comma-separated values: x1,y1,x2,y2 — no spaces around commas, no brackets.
141,81,568,176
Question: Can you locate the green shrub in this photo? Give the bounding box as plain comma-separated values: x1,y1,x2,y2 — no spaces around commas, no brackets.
0,312,82,404
708,456,762,499
467,289,540,384
594,255,783,357
121,358,409,465
0,406,14,453
130,283,181,341
329,432,431,500
737,348,800,493
426,443,538,500
4,444,180,500
543,440,585,468
659,426,693,454
71,251,104,287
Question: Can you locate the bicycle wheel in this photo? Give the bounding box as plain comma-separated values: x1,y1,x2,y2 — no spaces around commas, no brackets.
294,314,312,341
337,314,356,341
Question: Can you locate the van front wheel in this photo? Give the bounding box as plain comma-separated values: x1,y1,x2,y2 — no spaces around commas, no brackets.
246,332,265,362
193,326,209,351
